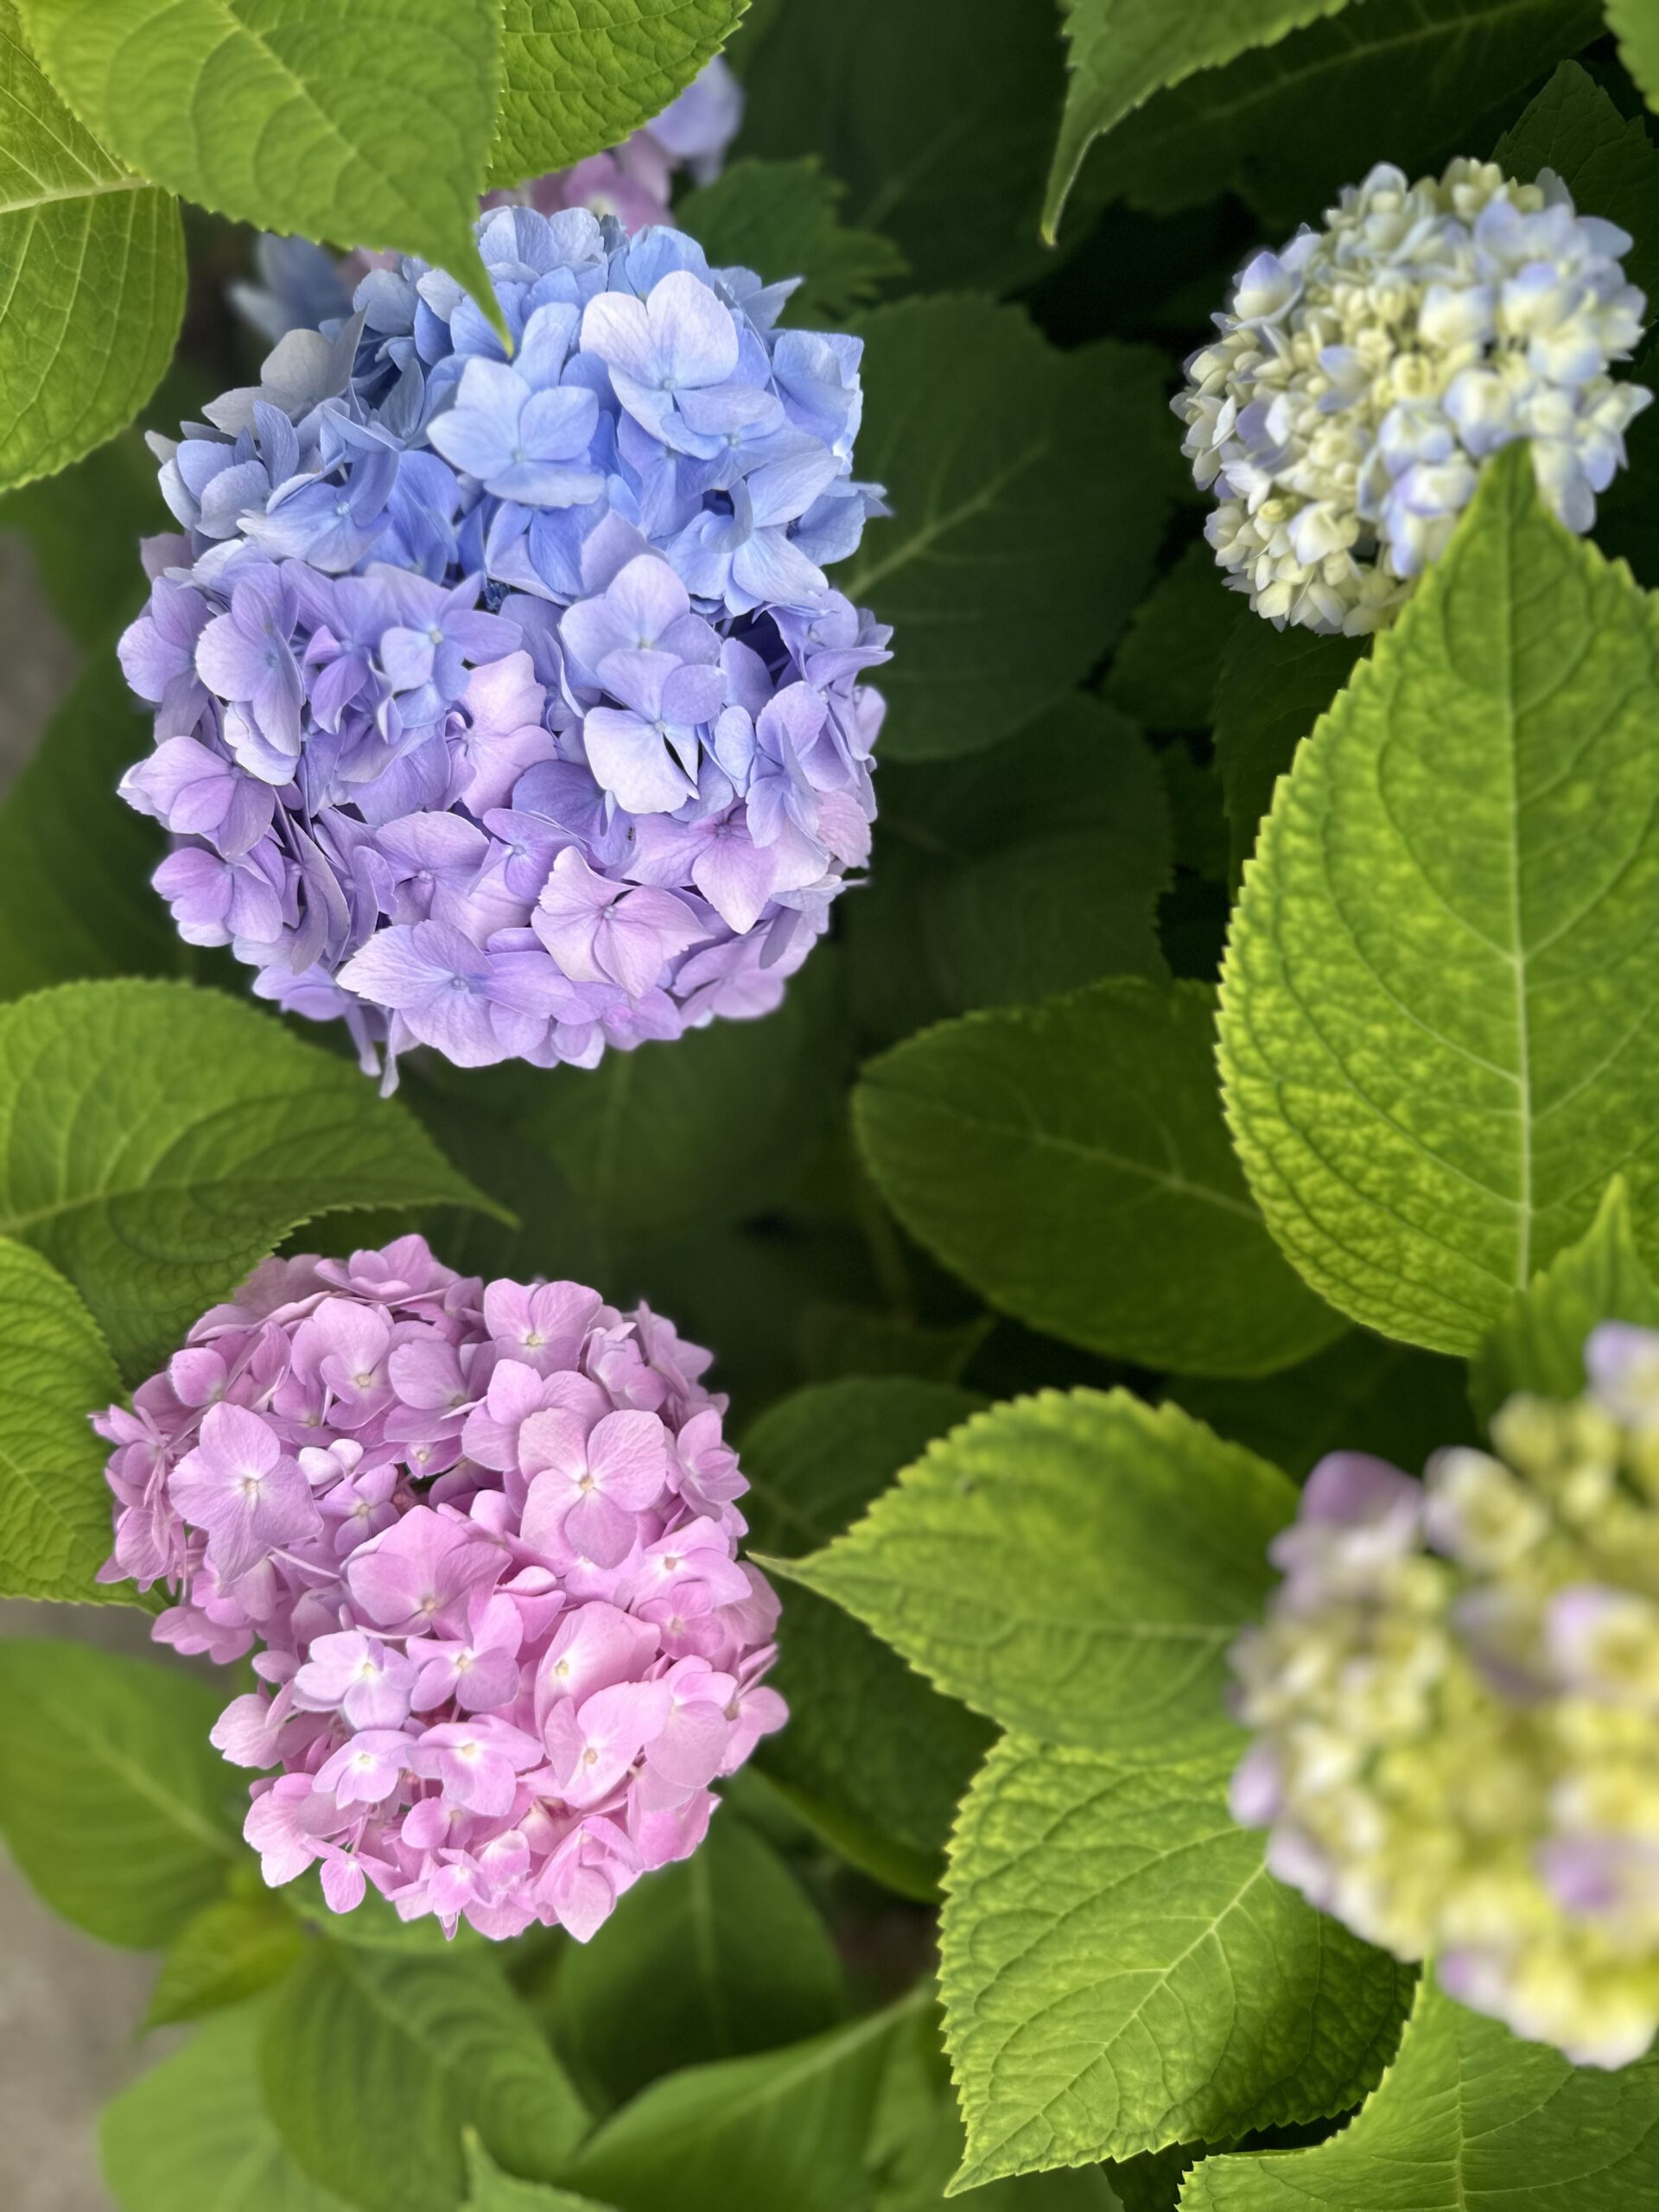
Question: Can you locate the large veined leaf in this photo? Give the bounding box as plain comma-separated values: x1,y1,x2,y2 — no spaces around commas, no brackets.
1043,0,1351,236
465,2138,614,2211
144,1891,305,2029
490,0,746,188
0,980,497,1371
742,1378,995,1896
840,302,1175,762
104,2005,350,2212
0,1236,125,1603
769,1389,1294,1758
0,1637,238,1946
1219,448,1659,1357
0,652,186,1001
1179,1974,1659,2209
740,0,1065,296
556,1812,845,2107
855,977,1344,1377
943,1736,1412,2189
846,698,1171,1048
262,1946,589,2212
1470,1176,1659,1421
1495,60,1659,299
567,1999,906,2212
1088,0,1604,226
0,1,184,491
17,0,501,316
678,157,906,323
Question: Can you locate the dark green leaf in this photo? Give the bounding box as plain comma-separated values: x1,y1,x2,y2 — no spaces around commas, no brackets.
679,157,906,321
1213,624,1364,887
1103,545,1249,734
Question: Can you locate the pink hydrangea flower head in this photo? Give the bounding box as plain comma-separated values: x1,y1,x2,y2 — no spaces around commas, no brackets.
96,1236,784,1940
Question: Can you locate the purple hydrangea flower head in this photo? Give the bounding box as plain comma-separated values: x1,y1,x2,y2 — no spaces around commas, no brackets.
95,1236,785,1942
121,200,889,1087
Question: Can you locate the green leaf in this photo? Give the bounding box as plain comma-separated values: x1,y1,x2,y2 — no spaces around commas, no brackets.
0,1637,236,1946
1471,1175,1659,1421
1218,448,1659,1357
797,1304,991,1387
943,1736,1412,2188
679,157,906,322
490,0,745,189
0,1236,126,1603
1609,0,1659,122
742,1378,995,1893
567,1999,907,2212
556,1812,846,2108
845,699,1172,1046
770,1388,1294,1758
1179,1974,1659,2210
465,2136,615,2212
104,2005,350,2212
855,977,1344,1377
145,1891,305,2028
1494,60,1659,299
18,0,502,326
0,2,184,492
1103,544,1249,734
0,652,188,1001
0,979,499,1372
839,302,1175,761
1087,0,1603,226
1211,624,1364,887
1172,1330,1477,1482
262,1945,589,2212
740,0,1065,295
1042,0,1352,238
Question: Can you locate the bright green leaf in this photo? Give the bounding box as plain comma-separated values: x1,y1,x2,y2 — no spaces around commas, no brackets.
0,652,188,1001
1212,623,1364,886
18,0,501,322
943,1736,1412,2187
262,1945,589,2212
568,1999,908,2212
855,977,1344,1376
104,2005,349,2212
1471,1176,1659,1421
1088,0,1603,227
1103,544,1248,734
1218,448,1659,1356
742,1378,995,1893
1495,59,1659,298
1609,0,1659,122
145,1891,304,2028
0,2,184,492
679,156,906,322
490,0,745,189
840,302,1175,761
1043,0,1351,237
1179,1974,1659,2210
0,1236,126,1604
465,2135,615,2211
1172,1330,1477,1482
740,0,1065,294
556,1812,845,2107
0,979,499,1372
770,1388,1294,1757
0,1637,236,1946
846,699,1172,1046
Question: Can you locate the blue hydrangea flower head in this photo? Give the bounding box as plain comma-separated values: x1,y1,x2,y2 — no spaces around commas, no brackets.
118,210,890,1086
1175,159,1653,634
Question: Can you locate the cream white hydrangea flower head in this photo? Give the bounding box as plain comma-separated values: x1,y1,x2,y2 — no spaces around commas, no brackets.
1230,1325,1659,2070
1175,158,1653,634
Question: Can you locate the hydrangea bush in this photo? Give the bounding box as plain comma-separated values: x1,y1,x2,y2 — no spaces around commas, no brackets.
8,9,1659,2212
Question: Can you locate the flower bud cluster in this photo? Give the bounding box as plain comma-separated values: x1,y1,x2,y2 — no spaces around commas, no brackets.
96,1236,784,1942
1175,159,1652,633
118,206,887,1088
1231,1324,1659,2066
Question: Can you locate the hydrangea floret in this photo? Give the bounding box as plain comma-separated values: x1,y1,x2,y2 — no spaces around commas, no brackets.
118,200,888,1088
235,57,745,340
1230,1324,1659,2066
1174,158,1652,634
95,1236,785,1942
